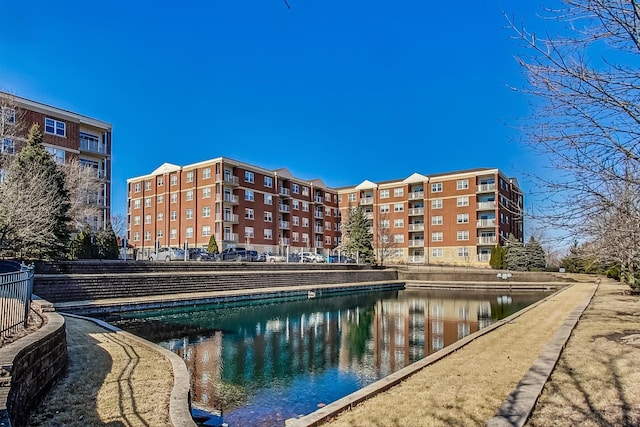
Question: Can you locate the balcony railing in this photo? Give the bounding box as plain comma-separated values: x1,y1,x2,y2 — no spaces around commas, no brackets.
314,242,324,248
216,174,239,186
314,196,324,204
280,221,290,229
223,233,238,242
408,191,424,200
79,139,107,154
359,197,374,205
477,219,496,228
477,183,496,193
217,194,239,204
408,255,425,263
364,212,374,220
408,239,425,248
408,224,424,232
221,213,239,223
408,207,424,216
477,254,491,262
314,226,324,233
281,238,291,246
279,187,291,197
314,211,324,219
478,236,497,245
279,204,290,212
477,201,497,210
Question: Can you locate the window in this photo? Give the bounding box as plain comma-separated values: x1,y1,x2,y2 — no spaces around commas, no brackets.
264,176,273,187
170,229,177,239
157,195,164,204
245,190,254,201
380,219,390,228
348,193,356,202
457,196,469,207
245,227,254,238
171,193,178,203
157,177,164,186
326,221,331,230
144,231,151,241
145,214,151,224
203,187,211,199
1,107,15,124
432,248,443,258
185,208,193,219
457,247,470,257
186,227,194,238
457,230,469,241
457,213,469,224
394,187,404,197
292,232,299,242
186,190,193,201
432,215,443,225
292,216,299,226
134,183,141,193
381,235,390,243
302,186,309,196
45,147,65,164
245,171,254,183
245,208,254,219
292,183,299,194
202,225,211,236
133,232,140,242
292,200,299,210
394,234,404,243
457,179,469,190
170,175,178,186
394,219,404,228
302,233,309,243
186,171,194,182
145,181,151,191
325,236,331,245
264,229,272,240
380,204,390,213
338,195,342,203
432,232,443,242
44,117,66,136
157,230,163,238
431,182,443,193
203,168,211,179
380,189,389,198
134,200,141,209
157,212,164,221
144,198,151,207
202,206,211,218
170,211,177,221
264,194,273,205
302,218,309,227
302,202,309,212
431,199,443,209
264,211,272,222
133,215,141,225
394,203,404,212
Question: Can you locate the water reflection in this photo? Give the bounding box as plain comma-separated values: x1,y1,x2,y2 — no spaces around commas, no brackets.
110,288,545,427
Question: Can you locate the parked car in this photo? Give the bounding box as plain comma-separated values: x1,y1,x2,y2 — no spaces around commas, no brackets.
288,253,301,263
301,252,325,263
149,247,185,262
326,255,356,263
188,248,215,261
264,252,286,263
218,247,247,261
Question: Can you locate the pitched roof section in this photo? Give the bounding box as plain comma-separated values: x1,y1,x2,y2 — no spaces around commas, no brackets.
403,173,428,184
355,180,378,190
274,168,294,179
151,163,182,175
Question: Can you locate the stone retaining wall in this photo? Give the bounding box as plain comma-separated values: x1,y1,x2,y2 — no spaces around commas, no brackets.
0,310,68,427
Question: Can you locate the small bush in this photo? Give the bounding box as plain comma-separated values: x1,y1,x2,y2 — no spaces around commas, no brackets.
606,266,620,281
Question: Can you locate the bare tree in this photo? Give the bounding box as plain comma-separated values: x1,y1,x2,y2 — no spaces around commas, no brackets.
509,1,640,287
0,92,26,169
374,212,398,267
110,213,127,239
62,158,105,231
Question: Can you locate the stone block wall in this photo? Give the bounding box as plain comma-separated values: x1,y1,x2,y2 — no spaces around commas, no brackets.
0,311,68,427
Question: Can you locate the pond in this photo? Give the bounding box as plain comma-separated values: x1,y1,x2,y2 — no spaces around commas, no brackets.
107,287,548,427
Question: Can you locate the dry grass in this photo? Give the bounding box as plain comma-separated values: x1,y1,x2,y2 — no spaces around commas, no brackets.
29,316,173,427
327,281,599,427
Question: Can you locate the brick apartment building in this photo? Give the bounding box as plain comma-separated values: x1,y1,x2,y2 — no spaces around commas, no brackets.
0,92,112,231
126,158,342,259
337,168,524,266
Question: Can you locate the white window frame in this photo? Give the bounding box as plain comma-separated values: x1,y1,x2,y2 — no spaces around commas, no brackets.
186,171,194,183
245,208,254,219
432,232,443,242
245,171,254,183
380,204,390,213
186,227,194,238
264,176,273,188
202,225,211,237
245,227,254,238
203,168,211,179
44,117,66,137
432,215,443,225
186,190,193,201
264,193,273,205
264,211,272,222
431,182,443,193
394,203,404,212
432,248,443,258
380,189,389,199
457,230,469,241
394,187,404,197
245,190,254,201
457,196,469,207
457,213,469,224
431,199,443,209
394,219,404,228
457,179,469,190
202,206,211,218
203,187,211,199
185,208,193,219
457,247,470,257
264,229,273,240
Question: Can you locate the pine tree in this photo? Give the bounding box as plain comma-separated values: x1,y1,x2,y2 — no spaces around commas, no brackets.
207,234,219,254
343,204,375,264
526,236,546,271
95,224,119,259
505,233,528,271
71,226,93,259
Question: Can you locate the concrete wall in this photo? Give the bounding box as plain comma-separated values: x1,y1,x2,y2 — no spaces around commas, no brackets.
0,310,68,427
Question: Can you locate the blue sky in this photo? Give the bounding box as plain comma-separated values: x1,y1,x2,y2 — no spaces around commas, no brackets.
0,0,544,217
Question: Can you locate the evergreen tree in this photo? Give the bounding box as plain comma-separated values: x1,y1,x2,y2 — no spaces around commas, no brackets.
71,225,93,259
343,204,375,264
489,245,508,270
207,234,219,254
526,236,546,271
6,124,71,259
505,233,528,271
95,224,119,259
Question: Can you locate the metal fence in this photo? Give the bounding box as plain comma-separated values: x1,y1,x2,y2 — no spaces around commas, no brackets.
0,261,35,339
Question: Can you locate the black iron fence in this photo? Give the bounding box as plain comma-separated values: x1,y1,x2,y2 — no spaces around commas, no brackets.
0,260,35,339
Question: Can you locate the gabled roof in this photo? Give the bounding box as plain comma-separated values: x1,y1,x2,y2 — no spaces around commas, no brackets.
274,168,294,179
403,173,428,184
151,163,182,175
309,178,328,188
355,179,378,190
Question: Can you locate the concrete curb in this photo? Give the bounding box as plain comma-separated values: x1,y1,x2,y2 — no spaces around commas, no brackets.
61,313,196,427
289,283,576,427
485,281,599,427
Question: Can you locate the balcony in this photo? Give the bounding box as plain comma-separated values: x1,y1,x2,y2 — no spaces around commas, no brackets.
408,207,424,216
408,191,424,200
477,201,497,210
477,254,491,262
314,226,324,234
217,194,239,204
314,196,324,204
408,223,424,232
223,233,238,242
477,183,496,193
279,187,291,197
79,139,107,154
478,236,497,245
314,211,324,219
216,174,240,186
279,204,290,212
281,237,291,246
359,197,374,205
408,255,425,263
280,221,290,230
408,239,424,248
477,218,496,228
314,242,324,249
364,212,374,220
